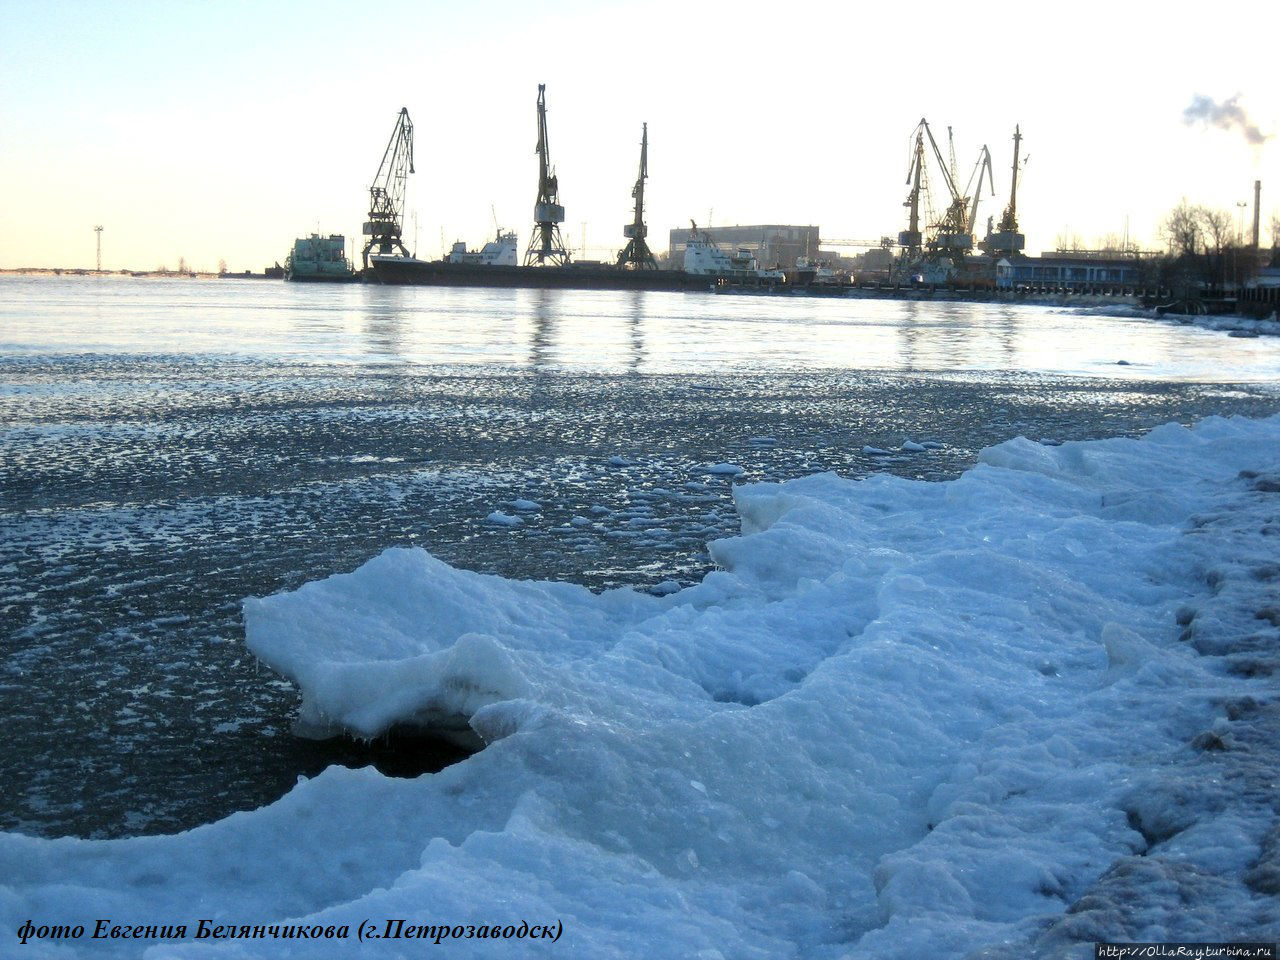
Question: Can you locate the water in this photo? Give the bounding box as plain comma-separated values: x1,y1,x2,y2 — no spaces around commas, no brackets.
3,275,1278,839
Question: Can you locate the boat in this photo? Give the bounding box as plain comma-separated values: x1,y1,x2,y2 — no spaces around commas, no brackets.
370,221,790,292
682,223,786,284
791,256,847,286
369,254,712,291
284,234,358,282
445,230,519,266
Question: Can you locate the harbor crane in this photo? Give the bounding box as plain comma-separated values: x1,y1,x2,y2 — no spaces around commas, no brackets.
929,142,993,253
617,123,657,270
899,122,927,260
982,126,1027,257
898,118,996,280
362,107,415,270
525,84,570,266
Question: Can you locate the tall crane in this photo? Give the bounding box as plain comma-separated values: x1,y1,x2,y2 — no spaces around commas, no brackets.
899,121,927,261
982,126,1026,257
617,123,657,270
524,84,570,266
922,128,992,255
362,108,415,270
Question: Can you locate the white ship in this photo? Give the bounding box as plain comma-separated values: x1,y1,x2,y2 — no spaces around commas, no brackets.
682,223,785,281
794,256,843,285
445,230,518,266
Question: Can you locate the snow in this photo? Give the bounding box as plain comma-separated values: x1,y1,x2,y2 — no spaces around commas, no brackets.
702,463,745,476
4,414,1280,957
484,511,522,527
1067,303,1280,338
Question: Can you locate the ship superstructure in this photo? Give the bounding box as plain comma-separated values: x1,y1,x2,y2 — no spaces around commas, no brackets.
285,234,356,282
447,231,519,266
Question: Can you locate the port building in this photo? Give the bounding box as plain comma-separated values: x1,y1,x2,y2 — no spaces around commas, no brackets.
995,251,1148,290
667,225,820,270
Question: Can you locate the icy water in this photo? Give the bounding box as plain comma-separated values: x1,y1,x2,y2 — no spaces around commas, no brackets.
3,275,1279,839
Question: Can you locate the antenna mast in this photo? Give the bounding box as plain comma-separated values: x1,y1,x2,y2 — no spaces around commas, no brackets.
617,123,657,269
525,84,570,266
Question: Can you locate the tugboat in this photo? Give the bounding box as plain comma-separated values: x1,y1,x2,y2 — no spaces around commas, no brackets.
284,234,358,282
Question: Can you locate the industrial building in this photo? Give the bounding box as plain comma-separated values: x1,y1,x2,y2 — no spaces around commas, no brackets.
667,225,820,270
995,251,1148,290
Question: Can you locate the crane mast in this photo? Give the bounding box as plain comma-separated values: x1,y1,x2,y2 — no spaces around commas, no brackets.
617,123,657,270
362,107,415,270
524,84,570,266
998,125,1022,233
899,121,927,259
982,125,1027,257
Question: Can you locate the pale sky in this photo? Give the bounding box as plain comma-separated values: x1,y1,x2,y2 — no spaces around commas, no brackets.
1,0,1276,271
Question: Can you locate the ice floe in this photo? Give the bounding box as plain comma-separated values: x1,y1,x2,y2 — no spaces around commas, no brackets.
4,414,1280,957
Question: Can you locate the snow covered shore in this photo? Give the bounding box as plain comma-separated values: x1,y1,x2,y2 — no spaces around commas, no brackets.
4,414,1279,957
1065,302,1280,338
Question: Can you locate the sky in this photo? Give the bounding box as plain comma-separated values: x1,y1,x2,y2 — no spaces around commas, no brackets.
0,0,1277,271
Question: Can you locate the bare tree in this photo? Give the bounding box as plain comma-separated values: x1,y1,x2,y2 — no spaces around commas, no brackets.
1195,207,1233,256
1161,200,1200,256
1054,230,1083,252
217,259,228,275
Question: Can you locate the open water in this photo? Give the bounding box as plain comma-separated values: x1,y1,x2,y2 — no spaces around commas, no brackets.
3,275,1279,838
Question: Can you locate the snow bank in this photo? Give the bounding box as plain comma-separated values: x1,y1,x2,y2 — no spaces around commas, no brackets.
1065,303,1280,338
4,415,1280,957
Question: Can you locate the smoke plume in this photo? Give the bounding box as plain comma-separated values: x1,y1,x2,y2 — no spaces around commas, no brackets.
1183,94,1270,146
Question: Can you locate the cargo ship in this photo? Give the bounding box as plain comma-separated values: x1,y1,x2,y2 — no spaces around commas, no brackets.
369,254,716,291
369,224,787,292
284,234,358,282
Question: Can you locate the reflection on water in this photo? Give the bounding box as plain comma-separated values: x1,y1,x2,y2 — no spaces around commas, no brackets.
1,276,1279,382
529,288,556,372
627,290,647,375
363,309,405,360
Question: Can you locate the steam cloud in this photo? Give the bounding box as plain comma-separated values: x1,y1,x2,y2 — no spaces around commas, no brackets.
1183,94,1270,146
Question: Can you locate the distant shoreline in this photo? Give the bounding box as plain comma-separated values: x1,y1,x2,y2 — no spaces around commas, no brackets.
0,267,277,280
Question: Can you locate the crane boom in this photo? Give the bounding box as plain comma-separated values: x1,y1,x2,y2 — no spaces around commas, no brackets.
920,120,959,201
965,145,995,234
361,108,415,269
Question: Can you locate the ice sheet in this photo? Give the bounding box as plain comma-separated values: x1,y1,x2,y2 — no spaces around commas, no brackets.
4,414,1279,957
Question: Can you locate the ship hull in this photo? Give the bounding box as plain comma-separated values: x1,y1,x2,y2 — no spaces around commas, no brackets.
284,271,359,283
370,257,719,292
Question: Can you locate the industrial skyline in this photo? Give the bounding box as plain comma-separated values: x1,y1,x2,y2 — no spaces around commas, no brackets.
1,0,1276,272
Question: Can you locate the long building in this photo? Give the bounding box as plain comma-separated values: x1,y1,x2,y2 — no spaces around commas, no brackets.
667,225,820,270
995,251,1150,289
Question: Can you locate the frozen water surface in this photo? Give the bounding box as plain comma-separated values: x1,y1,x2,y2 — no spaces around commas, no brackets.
1,275,1279,850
